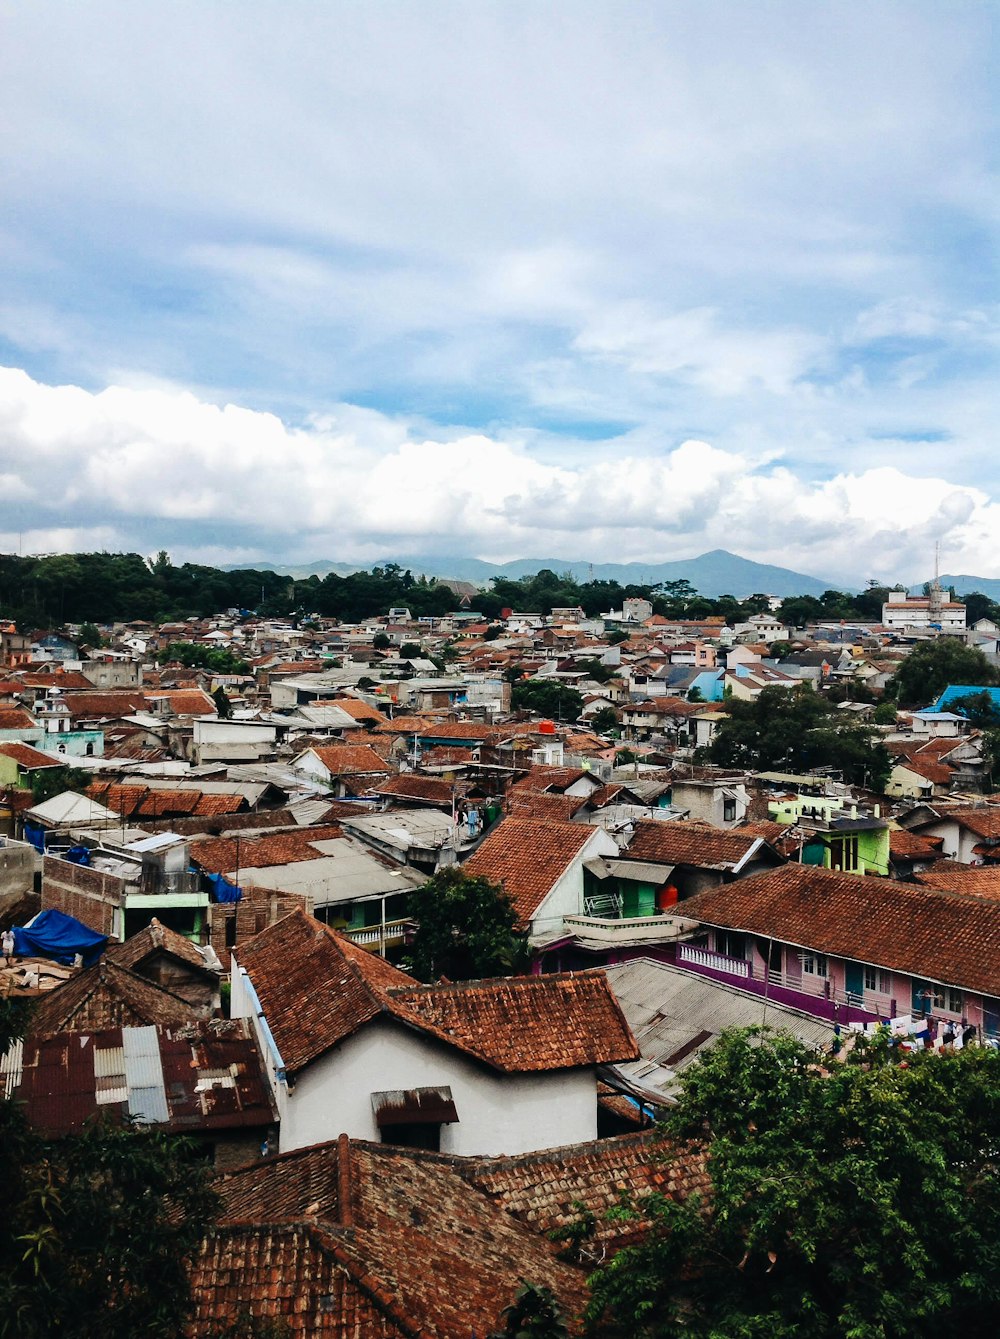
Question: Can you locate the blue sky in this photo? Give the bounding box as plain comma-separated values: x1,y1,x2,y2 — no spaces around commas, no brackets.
1,1,999,585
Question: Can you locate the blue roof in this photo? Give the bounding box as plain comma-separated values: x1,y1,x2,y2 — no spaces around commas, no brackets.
689,669,725,703
930,685,1000,713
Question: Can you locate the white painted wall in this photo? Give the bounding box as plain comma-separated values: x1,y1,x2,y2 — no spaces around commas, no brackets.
528,826,619,940
230,964,598,1156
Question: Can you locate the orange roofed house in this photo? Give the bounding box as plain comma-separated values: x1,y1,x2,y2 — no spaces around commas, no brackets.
231,909,638,1156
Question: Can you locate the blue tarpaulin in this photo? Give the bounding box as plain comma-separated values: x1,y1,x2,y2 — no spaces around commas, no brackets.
206,872,242,904
12,909,108,967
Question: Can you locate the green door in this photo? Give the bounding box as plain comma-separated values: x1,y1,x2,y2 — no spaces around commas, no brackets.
845,961,864,1004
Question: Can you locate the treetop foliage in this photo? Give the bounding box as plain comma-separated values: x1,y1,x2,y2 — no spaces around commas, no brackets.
888,637,999,708
707,686,892,789
586,1027,1000,1339
406,867,529,982
5,550,972,631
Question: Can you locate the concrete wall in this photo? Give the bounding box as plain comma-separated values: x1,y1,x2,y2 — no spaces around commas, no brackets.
0,837,42,904
232,992,597,1156
528,826,619,940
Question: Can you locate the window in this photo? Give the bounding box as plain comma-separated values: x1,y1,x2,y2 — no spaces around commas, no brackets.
715,929,746,960
912,981,963,1015
801,952,828,977
723,796,737,823
831,835,859,872
864,966,890,994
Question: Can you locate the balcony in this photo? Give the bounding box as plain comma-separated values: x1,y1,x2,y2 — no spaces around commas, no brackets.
343,918,411,954
563,913,697,947
678,943,751,978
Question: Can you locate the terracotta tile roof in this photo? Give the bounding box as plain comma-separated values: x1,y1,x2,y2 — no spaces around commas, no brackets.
419,745,477,765
234,912,413,1075
16,670,96,689
196,1136,587,1338
894,757,954,786
143,688,217,716
889,829,945,860
463,1129,709,1251
914,866,1000,900
27,959,198,1038
0,741,61,769
87,782,248,820
508,764,591,794
679,863,1000,996
463,816,600,926
367,774,454,806
0,707,38,730
304,744,392,776
506,790,589,821
236,910,636,1075
388,972,638,1071
327,697,386,725
939,806,1000,843
190,825,344,875
106,917,219,975
61,691,147,720
625,820,773,871
374,713,448,736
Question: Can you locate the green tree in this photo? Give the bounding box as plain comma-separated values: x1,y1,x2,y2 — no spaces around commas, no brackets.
407,868,526,982
511,681,584,723
585,1028,1000,1339
963,591,1000,627
212,685,233,719
490,1280,569,1339
872,700,898,725
78,622,103,648
888,638,998,708
398,642,422,659
590,706,620,734
30,765,92,804
607,629,630,646
372,631,391,650
0,1108,218,1339
708,687,891,789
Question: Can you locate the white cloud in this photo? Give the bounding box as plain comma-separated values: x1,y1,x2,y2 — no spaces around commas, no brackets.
3,365,1000,587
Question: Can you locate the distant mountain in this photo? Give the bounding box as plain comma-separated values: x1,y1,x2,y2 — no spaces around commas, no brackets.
226,549,840,599
909,574,1000,601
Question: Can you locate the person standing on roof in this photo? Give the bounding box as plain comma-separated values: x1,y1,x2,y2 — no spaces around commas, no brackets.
1,928,14,965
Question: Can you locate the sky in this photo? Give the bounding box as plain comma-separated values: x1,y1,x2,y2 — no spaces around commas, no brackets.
1,1,999,587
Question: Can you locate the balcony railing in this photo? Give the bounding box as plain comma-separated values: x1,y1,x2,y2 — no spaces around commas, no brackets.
343,919,411,954
678,943,751,978
564,913,691,944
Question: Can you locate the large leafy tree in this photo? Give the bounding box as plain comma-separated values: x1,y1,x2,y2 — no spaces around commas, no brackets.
406,867,527,982
707,687,891,789
511,680,585,723
888,637,998,708
586,1027,1000,1338
0,999,218,1339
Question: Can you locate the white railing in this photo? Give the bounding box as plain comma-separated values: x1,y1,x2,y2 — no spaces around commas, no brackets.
678,943,751,978
564,913,688,942
344,919,410,952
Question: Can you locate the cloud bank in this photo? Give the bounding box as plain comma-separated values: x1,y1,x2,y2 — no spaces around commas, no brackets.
2,366,997,587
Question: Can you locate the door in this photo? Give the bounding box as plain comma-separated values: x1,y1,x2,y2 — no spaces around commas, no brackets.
844,961,864,1006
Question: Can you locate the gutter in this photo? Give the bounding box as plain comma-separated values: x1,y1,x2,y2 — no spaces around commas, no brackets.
237,964,289,1086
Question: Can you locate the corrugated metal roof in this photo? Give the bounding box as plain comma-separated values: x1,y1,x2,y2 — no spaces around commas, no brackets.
123,1025,170,1124
585,857,675,884
371,1086,459,1127
604,957,836,1100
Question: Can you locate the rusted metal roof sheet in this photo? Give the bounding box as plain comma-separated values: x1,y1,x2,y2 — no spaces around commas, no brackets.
370,1086,459,1127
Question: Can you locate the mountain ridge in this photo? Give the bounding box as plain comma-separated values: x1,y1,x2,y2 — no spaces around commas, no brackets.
225,549,846,599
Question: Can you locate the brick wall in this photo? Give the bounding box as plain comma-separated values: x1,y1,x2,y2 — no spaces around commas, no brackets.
42,855,125,938
210,886,308,970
